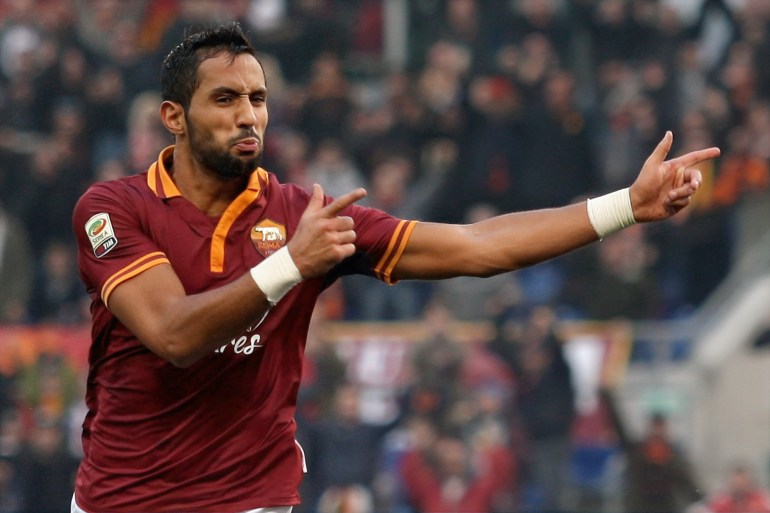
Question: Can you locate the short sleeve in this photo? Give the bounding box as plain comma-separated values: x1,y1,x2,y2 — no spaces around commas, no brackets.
337,202,417,284
73,182,170,307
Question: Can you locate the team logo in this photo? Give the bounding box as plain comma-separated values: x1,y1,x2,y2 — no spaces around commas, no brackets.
251,219,286,257
85,213,118,258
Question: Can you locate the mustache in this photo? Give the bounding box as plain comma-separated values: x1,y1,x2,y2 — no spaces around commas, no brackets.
232,130,260,144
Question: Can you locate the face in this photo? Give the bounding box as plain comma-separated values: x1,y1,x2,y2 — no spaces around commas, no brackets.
184,52,268,179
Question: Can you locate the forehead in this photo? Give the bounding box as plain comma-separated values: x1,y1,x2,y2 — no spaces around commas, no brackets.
194,52,265,94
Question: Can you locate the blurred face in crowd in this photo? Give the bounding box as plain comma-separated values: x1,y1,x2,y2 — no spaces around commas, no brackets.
334,385,360,423
435,436,468,478
729,467,755,496
183,51,268,179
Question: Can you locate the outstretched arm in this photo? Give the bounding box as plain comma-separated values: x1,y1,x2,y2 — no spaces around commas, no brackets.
392,131,720,280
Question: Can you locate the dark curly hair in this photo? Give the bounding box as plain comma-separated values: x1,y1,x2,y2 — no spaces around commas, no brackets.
160,22,260,111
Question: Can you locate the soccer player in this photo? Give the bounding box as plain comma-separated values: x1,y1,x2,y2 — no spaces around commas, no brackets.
71,22,719,513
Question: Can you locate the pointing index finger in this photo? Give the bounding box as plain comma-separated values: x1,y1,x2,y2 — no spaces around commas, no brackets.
323,187,367,217
668,146,721,169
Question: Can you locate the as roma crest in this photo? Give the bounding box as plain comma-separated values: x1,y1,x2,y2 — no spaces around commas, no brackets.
251,219,287,257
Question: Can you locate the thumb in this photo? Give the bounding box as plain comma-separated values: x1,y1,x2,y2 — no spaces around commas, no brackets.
648,131,673,166
306,183,325,212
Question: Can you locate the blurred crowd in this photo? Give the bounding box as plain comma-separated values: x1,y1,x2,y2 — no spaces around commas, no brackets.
2,0,770,511
3,0,770,327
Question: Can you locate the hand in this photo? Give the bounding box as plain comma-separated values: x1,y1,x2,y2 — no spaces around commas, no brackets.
629,131,721,222
287,184,367,278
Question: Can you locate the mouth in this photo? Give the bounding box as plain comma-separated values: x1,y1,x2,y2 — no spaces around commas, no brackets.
233,137,260,154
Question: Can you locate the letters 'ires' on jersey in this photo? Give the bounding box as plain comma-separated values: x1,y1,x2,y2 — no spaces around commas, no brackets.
72,146,417,513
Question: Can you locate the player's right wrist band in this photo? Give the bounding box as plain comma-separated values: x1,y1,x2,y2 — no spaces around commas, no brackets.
250,246,303,306
586,187,636,239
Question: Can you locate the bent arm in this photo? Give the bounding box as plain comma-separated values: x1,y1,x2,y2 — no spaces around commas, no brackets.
108,264,270,368
107,185,365,368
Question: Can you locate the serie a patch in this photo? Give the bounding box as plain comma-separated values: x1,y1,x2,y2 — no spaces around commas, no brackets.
85,212,118,258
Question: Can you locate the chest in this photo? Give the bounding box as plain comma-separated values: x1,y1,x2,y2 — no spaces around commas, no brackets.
145,196,302,294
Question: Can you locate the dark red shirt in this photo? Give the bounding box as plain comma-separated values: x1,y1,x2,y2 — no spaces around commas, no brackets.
72,146,416,512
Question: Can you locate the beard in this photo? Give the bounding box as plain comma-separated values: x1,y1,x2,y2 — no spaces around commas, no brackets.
187,119,263,179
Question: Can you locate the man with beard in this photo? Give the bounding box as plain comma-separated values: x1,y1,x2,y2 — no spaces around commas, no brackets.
71,22,718,513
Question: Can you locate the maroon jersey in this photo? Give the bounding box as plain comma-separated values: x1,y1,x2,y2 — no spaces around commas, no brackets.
71,146,417,512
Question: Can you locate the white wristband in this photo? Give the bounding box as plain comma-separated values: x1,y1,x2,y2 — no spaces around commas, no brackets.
586,187,636,239
250,246,303,306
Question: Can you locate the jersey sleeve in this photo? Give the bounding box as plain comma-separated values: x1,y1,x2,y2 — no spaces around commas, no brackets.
276,182,417,284
73,181,170,307
337,202,417,284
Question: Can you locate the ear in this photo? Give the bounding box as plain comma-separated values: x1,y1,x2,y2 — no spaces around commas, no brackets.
160,100,185,136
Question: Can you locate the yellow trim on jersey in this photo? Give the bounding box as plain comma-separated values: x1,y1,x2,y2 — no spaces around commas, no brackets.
373,220,418,284
147,162,159,194
210,190,259,273
145,146,181,198
159,159,182,197
382,220,417,284
101,252,170,306
374,220,405,274
145,145,271,273
210,168,269,272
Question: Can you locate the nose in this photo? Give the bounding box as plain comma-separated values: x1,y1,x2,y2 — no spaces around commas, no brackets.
235,95,257,128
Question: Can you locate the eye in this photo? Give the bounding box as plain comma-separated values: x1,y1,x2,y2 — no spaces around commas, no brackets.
216,95,234,104
250,94,266,104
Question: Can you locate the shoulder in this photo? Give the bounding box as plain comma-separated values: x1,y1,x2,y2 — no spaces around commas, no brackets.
258,170,311,205
278,180,312,203
73,174,151,226
77,174,149,206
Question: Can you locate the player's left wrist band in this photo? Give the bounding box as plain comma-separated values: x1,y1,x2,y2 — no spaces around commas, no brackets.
586,187,636,239
250,246,303,306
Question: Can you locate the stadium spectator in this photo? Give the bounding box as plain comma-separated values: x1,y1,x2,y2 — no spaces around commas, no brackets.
563,223,662,320
301,383,395,513
604,395,703,513
14,415,80,513
399,431,514,513
305,137,367,201
27,240,88,324
705,463,770,513
510,304,578,513
0,201,33,323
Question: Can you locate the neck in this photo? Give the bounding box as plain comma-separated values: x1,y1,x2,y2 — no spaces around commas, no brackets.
170,147,249,217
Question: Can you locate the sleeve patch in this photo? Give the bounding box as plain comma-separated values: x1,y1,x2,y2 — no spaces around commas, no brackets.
85,213,118,258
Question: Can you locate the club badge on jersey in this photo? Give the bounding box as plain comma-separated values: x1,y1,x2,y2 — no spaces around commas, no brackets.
251,219,286,257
